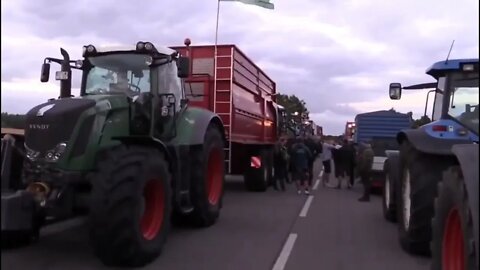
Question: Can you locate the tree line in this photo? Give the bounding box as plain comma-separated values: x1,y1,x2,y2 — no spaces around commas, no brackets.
1,112,27,129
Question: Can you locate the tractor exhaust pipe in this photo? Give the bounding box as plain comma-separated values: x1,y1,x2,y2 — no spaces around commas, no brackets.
59,48,72,99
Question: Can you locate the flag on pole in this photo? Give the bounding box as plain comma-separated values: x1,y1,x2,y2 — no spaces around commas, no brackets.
219,0,274,10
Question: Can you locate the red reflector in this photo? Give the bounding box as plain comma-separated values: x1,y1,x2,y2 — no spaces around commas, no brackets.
432,125,448,132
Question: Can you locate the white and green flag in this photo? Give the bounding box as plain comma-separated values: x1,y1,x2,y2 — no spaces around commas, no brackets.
220,0,274,10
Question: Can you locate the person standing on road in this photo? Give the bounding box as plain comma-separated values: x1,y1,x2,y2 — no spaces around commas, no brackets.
345,141,356,188
273,136,289,191
332,140,349,189
291,137,312,195
355,142,374,202
305,135,322,189
320,140,336,187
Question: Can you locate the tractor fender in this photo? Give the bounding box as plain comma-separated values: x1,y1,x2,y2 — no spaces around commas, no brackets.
172,107,226,146
451,143,479,260
396,128,471,156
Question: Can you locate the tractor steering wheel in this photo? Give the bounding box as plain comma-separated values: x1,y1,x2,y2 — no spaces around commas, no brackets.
128,83,142,93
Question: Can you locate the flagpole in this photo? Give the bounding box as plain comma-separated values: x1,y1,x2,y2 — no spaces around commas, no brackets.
213,0,221,113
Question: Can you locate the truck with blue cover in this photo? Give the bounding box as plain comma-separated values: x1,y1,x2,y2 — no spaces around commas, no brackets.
383,58,478,270
353,110,412,192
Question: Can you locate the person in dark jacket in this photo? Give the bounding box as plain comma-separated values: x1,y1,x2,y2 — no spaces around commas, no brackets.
356,142,374,201
273,136,289,191
291,137,312,195
305,135,322,189
333,139,356,189
332,140,349,189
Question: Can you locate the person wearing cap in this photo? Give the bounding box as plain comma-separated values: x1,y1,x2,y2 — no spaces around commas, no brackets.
355,142,374,202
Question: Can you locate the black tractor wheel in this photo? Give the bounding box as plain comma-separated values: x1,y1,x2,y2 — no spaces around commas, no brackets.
185,125,225,227
396,141,452,256
89,145,172,267
431,166,476,270
382,161,397,223
244,149,271,192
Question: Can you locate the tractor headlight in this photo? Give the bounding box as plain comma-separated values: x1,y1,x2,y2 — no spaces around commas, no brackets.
45,142,67,162
25,145,40,161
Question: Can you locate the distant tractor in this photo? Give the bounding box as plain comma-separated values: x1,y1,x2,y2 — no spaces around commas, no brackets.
384,58,478,269
1,41,227,267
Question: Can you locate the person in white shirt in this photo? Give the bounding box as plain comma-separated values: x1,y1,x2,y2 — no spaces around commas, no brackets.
320,141,336,186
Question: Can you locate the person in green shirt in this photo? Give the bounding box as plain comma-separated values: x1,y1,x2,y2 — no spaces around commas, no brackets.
355,142,374,202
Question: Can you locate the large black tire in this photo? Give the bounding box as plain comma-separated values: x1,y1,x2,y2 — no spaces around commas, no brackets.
397,141,452,256
382,160,397,223
184,125,225,227
89,145,172,267
244,149,271,192
431,166,477,270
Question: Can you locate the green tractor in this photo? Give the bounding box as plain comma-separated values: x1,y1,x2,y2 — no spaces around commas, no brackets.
1,41,227,267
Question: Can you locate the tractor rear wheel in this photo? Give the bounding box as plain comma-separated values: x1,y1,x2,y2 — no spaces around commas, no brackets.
431,166,476,270
89,145,171,267
397,141,451,256
184,125,225,227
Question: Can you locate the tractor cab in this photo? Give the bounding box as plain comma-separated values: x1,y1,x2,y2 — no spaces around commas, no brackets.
37,42,191,145
389,59,479,142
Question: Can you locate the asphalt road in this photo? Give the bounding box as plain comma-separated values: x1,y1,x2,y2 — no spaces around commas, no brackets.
1,160,431,270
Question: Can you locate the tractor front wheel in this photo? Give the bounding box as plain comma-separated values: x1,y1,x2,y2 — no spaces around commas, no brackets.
89,145,171,267
185,125,225,227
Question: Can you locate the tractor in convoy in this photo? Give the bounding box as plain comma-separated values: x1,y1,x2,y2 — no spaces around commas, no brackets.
1,40,228,267
383,58,478,269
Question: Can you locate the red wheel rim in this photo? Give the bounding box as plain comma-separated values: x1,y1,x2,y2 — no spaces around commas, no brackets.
442,208,465,270
140,179,165,240
207,148,223,205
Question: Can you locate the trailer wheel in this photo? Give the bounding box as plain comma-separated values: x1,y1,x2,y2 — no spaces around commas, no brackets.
244,149,271,192
185,125,225,227
382,161,397,223
89,145,171,267
397,141,451,256
431,166,476,270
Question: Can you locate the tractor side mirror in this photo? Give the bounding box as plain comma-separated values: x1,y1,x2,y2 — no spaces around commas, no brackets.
177,57,190,78
40,63,51,82
389,83,402,100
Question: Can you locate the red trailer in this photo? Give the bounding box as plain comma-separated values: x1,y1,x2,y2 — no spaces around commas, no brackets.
171,43,281,192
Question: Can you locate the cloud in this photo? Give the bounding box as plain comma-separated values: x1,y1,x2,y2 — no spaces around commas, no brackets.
1,0,479,135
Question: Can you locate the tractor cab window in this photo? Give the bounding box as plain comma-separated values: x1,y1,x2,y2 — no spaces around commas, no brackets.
432,77,445,121
157,62,182,111
84,54,151,97
448,72,479,133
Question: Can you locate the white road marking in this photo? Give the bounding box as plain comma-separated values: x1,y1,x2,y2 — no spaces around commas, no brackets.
41,217,86,237
299,195,314,217
313,179,320,190
272,233,298,270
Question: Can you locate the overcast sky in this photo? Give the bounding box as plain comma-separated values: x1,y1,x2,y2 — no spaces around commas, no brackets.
1,0,479,135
